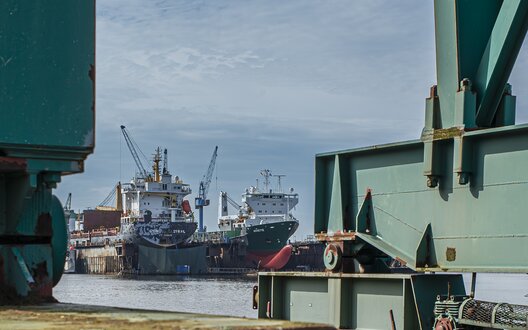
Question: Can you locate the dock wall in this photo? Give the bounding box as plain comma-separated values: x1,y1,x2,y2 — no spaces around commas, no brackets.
75,245,121,274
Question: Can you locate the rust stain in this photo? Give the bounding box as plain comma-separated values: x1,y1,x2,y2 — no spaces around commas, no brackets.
0,157,26,172
315,231,356,242
35,213,52,236
394,257,407,266
446,247,456,261
31,262,52,298
0,259,55,304
432,127,464,140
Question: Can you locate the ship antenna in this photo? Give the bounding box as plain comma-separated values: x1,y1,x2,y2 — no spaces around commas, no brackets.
153,147,162,182
273,174,285,193
261,169,272,192
162,148,169,175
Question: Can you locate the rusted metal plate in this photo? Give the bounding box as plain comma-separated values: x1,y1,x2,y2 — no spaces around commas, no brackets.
0,157,26,172
315,231,356,242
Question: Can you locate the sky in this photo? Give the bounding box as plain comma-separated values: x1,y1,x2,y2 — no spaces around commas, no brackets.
56,0,528,240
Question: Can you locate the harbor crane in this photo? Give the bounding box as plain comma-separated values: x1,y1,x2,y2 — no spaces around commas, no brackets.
120,125,150,180
195,146,218,232
96,182,123,211
218,191,241,218
63,193,72,212
224,192,240,210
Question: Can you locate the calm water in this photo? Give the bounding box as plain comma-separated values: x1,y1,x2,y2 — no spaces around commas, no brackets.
54,274,258,318
54,273,528,319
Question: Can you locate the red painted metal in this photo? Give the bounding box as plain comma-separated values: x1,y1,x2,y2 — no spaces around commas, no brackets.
83,210,121,231
257,244,293,270
181,200,192,214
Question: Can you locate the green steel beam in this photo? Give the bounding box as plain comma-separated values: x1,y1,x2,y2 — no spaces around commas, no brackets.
258,272,465,329
434,0,528,129
474,0,528,126
315,124,528,272
264,1,528,328
312,0,528,272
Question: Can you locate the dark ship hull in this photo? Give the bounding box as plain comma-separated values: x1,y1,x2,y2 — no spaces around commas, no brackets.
243,220,299,269
120,221,197,248
246,220,298,254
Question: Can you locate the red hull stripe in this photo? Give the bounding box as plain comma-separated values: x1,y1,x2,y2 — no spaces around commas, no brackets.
247,245,293,270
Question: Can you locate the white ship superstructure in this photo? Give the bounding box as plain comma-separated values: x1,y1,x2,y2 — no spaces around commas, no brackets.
120,148,197,247
121,173,192,223
217,170,299,269
218,169,298,232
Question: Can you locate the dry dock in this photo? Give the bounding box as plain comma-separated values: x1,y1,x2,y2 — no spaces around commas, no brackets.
0,303,335,330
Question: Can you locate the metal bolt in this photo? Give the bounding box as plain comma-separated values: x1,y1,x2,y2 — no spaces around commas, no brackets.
504,83,512,95
458,172,469,185
460,78,472,91
427,176,439,188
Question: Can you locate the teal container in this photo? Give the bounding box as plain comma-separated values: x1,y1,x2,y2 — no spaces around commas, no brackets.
0,0,95,302
0,1,95,158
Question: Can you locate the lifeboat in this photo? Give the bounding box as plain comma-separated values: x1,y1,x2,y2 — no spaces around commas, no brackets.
181,200,192,214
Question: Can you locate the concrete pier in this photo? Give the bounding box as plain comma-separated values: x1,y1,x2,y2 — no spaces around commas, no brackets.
0,303,335,330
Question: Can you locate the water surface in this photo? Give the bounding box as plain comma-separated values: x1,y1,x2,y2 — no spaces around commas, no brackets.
54,273,528,319
55,274,258,318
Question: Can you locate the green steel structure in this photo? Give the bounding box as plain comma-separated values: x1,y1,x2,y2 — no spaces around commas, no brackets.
0,1,94,302
258,1,528,329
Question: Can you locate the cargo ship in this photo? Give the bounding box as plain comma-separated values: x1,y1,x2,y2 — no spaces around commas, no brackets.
119,147,197,247
67,147,206,275
217,170,299,269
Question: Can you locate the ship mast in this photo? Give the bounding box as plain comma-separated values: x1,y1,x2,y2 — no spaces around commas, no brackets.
273,174,285,193
260,169,272,192
162,148,169,175
116,182,123,211
153,147,162,182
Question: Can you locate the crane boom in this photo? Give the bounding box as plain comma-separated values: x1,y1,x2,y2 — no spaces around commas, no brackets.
98,185,116,207
195,146,218,232
199,146,218,200
224,192,240,209
120,125,149,179
63,193,72,211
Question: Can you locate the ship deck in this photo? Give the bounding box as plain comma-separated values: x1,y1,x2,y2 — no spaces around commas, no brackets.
0,303,335,330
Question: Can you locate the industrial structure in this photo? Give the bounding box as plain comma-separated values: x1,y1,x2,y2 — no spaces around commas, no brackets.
0,1,95,302
3,1,528,329
257,1,528,329
120,125,152,181
195,146,218,232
